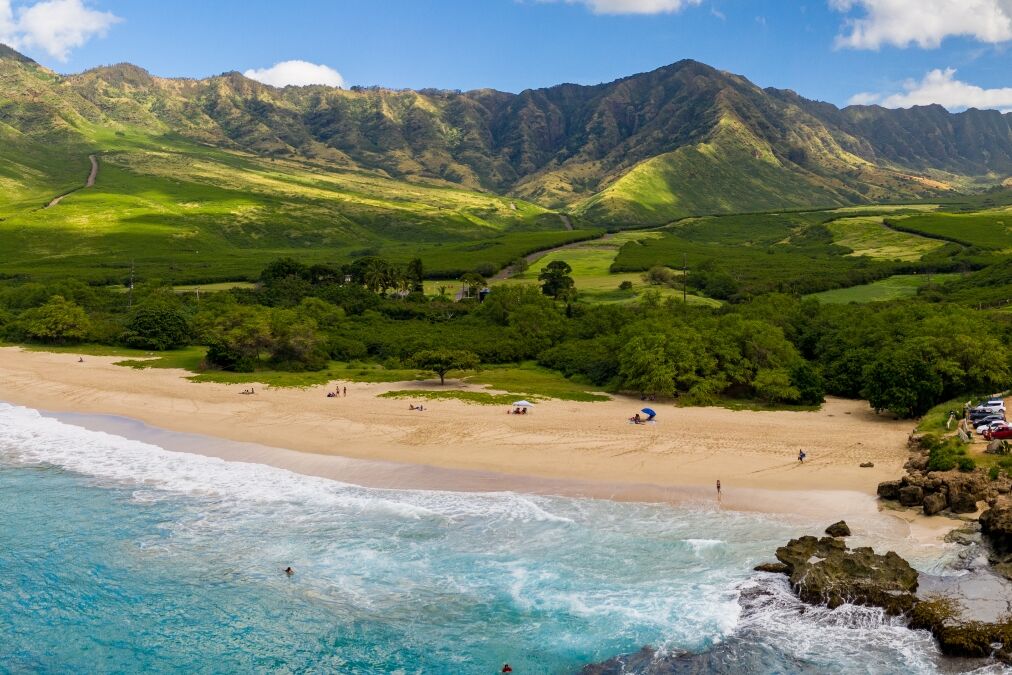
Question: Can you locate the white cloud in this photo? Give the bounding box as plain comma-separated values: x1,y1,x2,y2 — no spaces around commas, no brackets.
849,68,1012,112
539,0,702,15
0,0,120,61
243,60,344,88
830,0,1012,49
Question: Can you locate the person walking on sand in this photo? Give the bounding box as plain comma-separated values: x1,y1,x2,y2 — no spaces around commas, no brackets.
798,450,806,463
716,479,721,502
343,386,347,397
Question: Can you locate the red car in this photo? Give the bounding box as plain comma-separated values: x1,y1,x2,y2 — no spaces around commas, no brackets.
986,427,1012,440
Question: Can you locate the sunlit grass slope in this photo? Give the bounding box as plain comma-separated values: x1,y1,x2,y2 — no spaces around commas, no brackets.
0,130,573,283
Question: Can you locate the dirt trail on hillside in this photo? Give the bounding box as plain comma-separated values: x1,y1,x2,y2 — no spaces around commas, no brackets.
45,154,98,208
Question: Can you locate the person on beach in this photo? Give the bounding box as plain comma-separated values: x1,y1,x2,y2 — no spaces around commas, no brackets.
78,357,84,363
343,386,347,397
798,450,806,463
284,567,294,576
630,413,642,424
716,480,721,501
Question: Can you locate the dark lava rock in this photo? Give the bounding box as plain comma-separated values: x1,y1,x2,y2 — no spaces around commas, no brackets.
899,485,924,507
877,480,902,500
825,520,851,537
949,490,980,514
774,535,918,615
910,598,1012,660
923,492,947,516
981,505,1012,554
753,562,790,573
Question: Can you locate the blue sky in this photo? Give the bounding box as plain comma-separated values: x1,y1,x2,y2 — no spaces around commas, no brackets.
2,0,1012,110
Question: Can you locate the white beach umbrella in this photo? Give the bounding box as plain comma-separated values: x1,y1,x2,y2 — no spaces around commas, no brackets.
512,400,534,408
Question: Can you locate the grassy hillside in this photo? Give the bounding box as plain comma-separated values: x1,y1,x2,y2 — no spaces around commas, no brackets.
0,128,580,282
889,210,1012,250
807,273,960,303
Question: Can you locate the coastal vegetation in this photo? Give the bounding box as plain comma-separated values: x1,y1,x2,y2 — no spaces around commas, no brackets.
1,247,1008,417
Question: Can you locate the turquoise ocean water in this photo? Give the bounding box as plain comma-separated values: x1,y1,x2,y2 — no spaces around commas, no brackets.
0,402,980,673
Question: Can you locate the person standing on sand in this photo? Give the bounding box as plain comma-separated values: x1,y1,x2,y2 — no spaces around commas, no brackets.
798,450,806,463
716,480,721,502
343,386,347,397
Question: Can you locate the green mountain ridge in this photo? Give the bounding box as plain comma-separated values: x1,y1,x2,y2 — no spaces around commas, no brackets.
2,45,1012,255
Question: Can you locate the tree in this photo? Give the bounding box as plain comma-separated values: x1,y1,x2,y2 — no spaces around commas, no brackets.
861,349,943,418
202,305,273,371
643,266,677,287
270,309,327,371
260,257,309,285
618,334,677,397
753,368,800,404
511,257,529,275
407,258,425,293
539,260,575,299
789,361,825,405
124,303,191,350
19,295,91,344
411,349,480,385
460,272,486,299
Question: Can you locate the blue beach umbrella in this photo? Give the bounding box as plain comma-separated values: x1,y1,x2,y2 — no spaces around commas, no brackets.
641,408,656,417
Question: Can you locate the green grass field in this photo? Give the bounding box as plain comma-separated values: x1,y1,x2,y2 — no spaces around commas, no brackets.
890,210,1012,250
826,216,945,261
424,230,720,306
808,273,960,304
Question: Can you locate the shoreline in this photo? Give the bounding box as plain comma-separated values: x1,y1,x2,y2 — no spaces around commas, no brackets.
38,406,887,520
0,346,920,516
27,406,966,561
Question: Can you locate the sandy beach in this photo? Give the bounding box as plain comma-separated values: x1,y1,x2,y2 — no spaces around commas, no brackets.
0,346,917,501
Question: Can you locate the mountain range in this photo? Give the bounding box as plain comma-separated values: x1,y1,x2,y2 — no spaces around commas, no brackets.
3,43,1012,228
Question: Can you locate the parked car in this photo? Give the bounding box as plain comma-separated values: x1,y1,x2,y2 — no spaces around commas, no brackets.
977,420,1011,434
973,400,1007,414
970,410,1003,422
973,414,1006,428
986,427,1012,441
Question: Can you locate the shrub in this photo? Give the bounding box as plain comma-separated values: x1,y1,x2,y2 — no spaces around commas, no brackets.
958,457,976,472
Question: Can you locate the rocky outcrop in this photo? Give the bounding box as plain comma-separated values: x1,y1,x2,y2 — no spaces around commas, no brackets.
898,485,924,506
773,535,919,615
981,505,1012,555
878,468,1003,514
753,562,790,574
766,526,1012,662
877,480,902,500
910,598,1012,660
923,492,947,516
825,520,851,537
949,490,980,514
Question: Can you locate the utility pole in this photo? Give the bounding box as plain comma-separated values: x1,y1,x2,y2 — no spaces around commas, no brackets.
127,259,135,310
682,253,687,304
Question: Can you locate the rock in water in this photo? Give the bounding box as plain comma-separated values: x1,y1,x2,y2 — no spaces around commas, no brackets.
753,562,790,573
774,535,918,615
824,520,851,537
